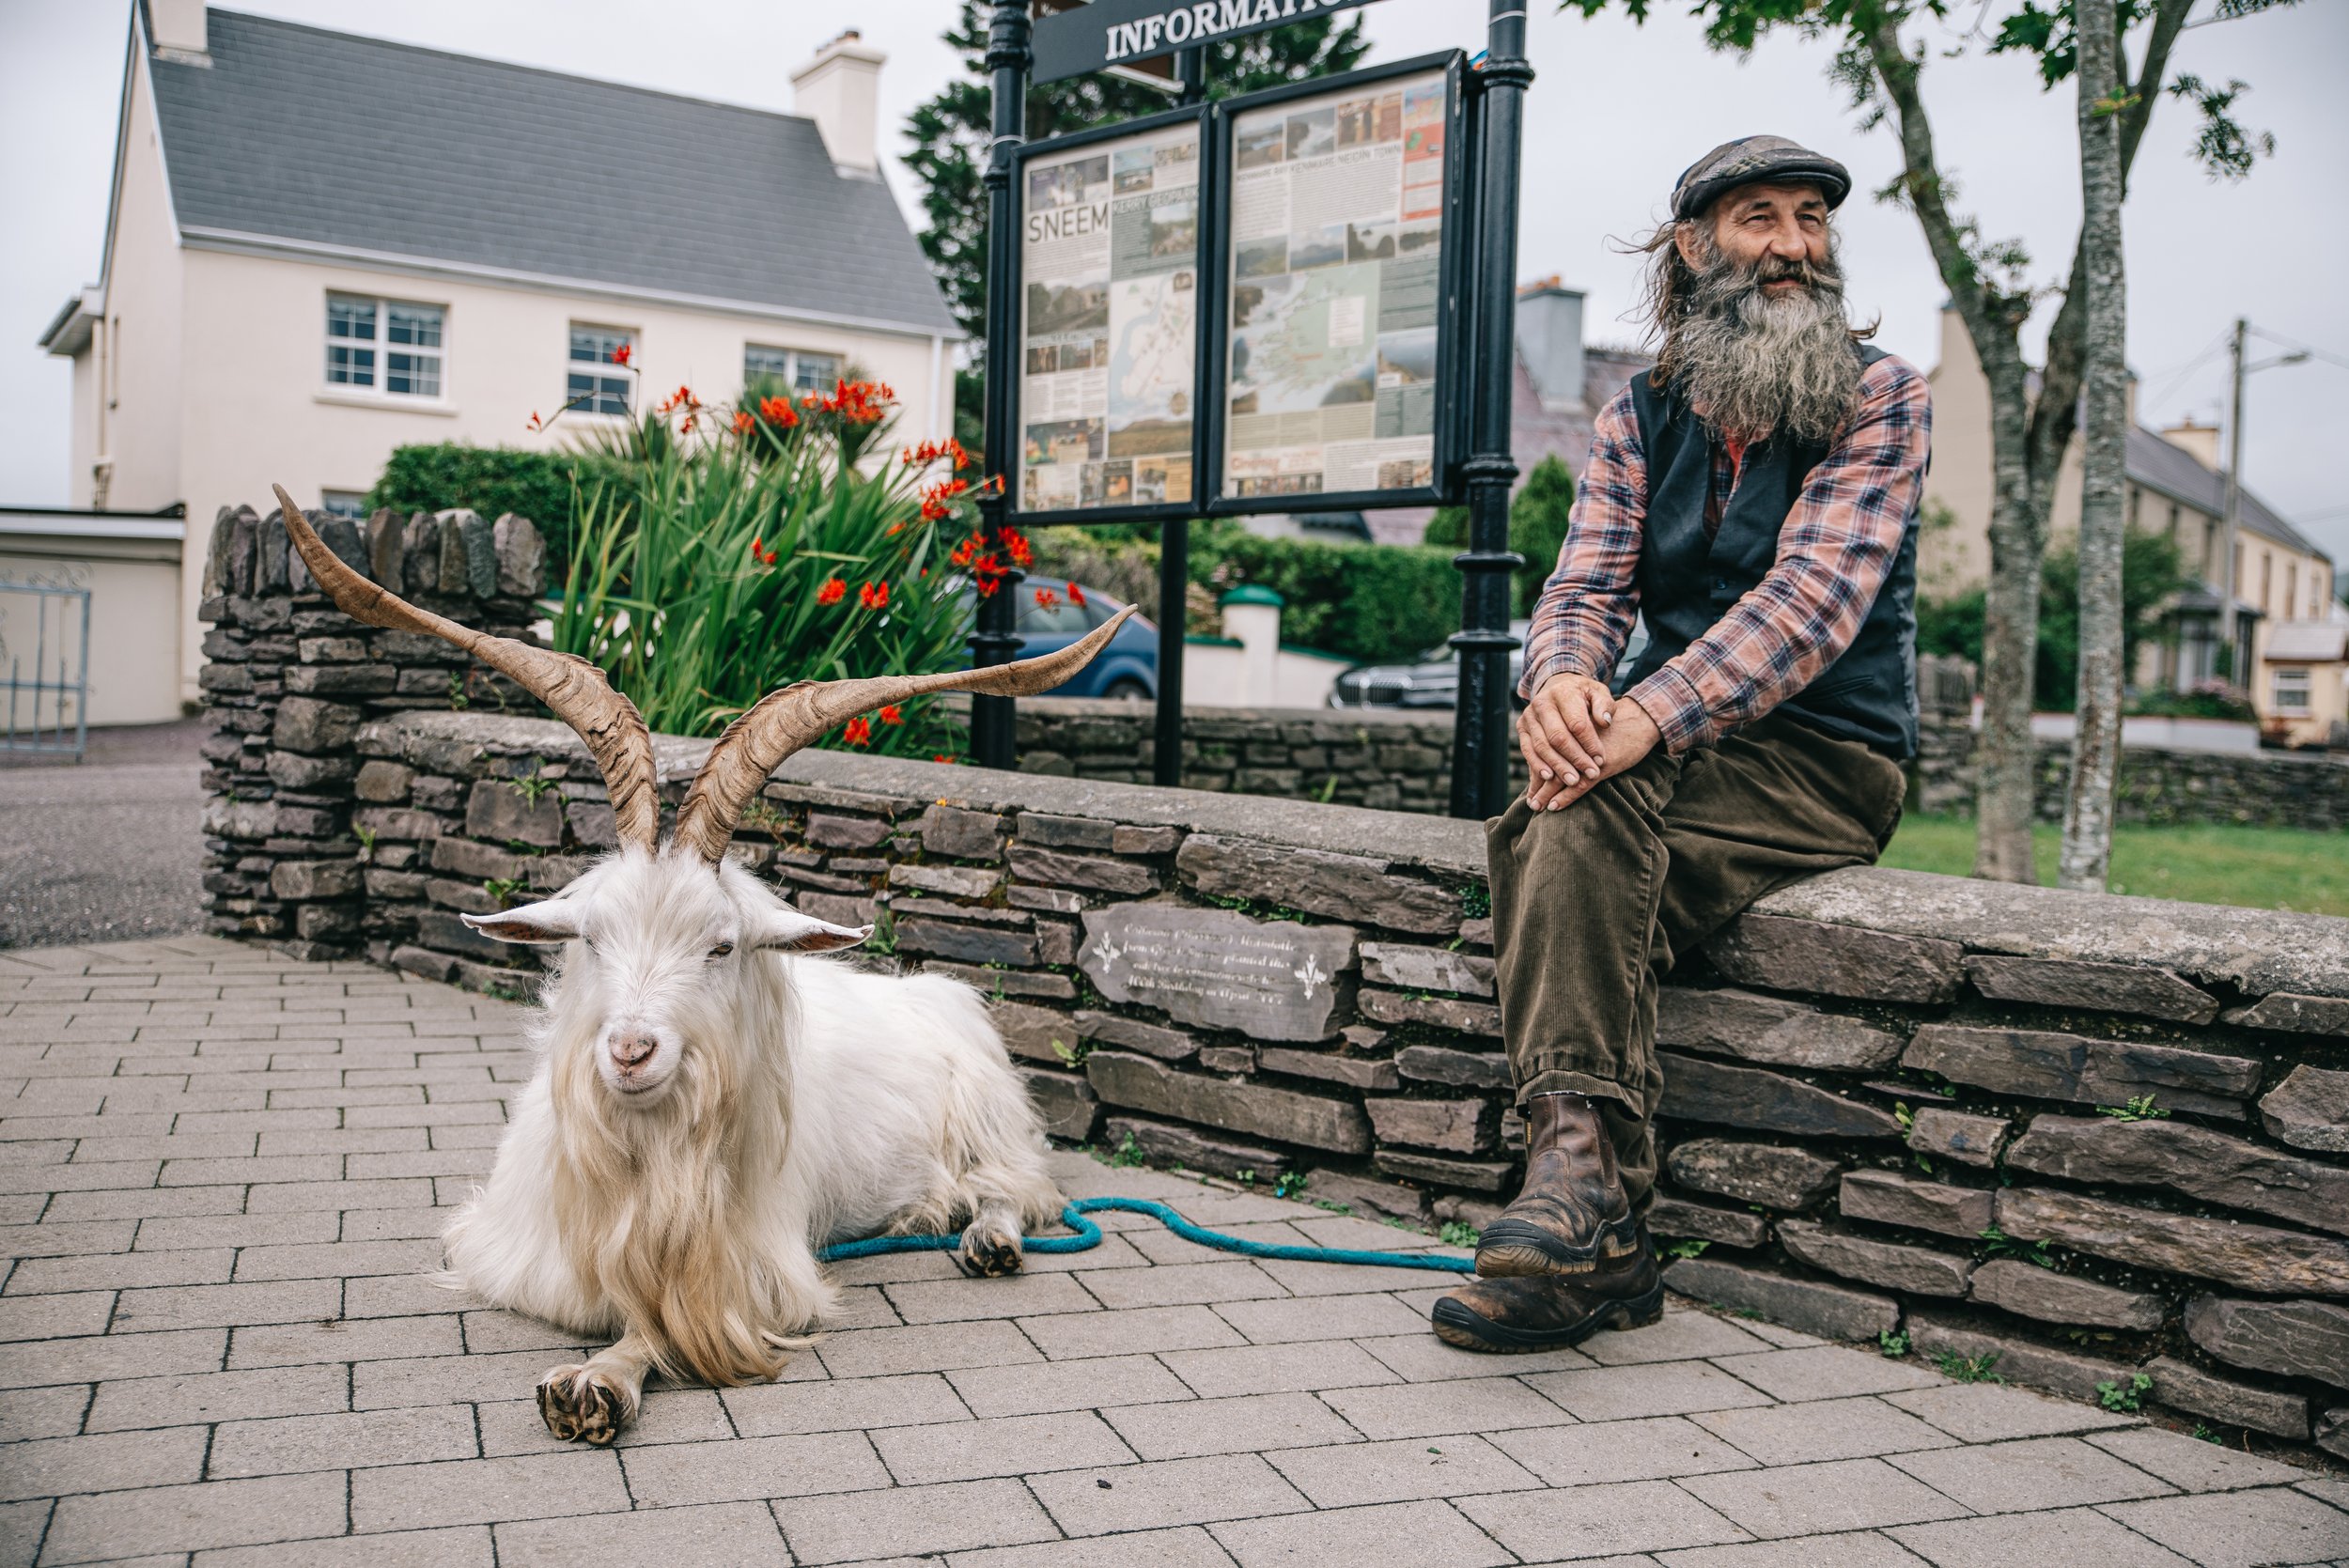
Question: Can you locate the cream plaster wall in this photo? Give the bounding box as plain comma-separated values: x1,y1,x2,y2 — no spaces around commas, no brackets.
0,532,185,726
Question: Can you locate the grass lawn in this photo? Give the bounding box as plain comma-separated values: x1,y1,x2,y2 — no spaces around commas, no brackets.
1879,815,2349,917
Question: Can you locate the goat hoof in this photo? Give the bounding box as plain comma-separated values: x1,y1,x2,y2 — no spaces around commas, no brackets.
537,1364,629,1446
955,1227,1024,1278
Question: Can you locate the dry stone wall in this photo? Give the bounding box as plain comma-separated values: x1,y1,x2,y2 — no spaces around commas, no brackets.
206,695,2349,1463
194,502,548,961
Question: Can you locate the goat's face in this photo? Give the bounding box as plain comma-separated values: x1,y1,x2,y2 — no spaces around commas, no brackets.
459,848,869,1108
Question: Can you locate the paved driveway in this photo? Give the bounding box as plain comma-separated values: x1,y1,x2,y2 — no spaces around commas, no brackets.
0,722,208,950
2,938,2345,1566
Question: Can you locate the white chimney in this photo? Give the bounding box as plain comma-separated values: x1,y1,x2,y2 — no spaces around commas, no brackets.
1515,279,1586,414
791,30,885,177
148,0,210,60
1219,586,1284,707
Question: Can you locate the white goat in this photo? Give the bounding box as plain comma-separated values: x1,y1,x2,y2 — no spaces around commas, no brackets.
272,486,1128,1444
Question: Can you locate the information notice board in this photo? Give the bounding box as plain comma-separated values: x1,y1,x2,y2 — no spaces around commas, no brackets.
1217,64,1455,505
1017,111,1205,520
1006,53,1465,524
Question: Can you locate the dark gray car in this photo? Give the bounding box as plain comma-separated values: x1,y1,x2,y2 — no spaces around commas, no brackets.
1328,619,1650,708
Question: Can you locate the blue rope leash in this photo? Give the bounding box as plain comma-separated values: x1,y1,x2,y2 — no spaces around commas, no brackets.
817,1195,1475,1273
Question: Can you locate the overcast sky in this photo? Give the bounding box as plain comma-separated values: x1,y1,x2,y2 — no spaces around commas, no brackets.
4,0,2343,561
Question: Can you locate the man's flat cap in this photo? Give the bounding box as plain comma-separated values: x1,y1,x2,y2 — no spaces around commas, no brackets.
1672,135,1851,220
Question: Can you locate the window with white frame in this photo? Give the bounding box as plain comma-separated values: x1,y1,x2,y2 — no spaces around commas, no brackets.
2273,667,2312,715
744,343,846,395
326,294,443,396
568,324,636,415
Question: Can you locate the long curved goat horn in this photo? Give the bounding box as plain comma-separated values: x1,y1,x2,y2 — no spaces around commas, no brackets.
671,604,1140,865
270,484,662,854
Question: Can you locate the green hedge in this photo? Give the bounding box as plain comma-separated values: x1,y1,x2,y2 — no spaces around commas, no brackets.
1191,532,1460,665
365,444,628,578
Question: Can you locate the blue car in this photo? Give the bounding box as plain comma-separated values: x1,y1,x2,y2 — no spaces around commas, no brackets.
959,579,1158,700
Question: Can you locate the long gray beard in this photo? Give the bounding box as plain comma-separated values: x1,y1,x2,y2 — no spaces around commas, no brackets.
1672,244,1862,445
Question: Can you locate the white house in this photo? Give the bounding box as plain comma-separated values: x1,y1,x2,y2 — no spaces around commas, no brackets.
39,2,963,717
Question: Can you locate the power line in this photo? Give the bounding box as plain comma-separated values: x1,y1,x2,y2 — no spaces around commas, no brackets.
2246,324,2349,375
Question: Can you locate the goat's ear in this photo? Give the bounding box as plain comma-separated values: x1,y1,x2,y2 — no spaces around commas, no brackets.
748,904,872,954
459,900,581,945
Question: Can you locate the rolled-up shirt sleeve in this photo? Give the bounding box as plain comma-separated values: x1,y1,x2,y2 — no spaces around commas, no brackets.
1517,386,1645,700
1626,355,1932,753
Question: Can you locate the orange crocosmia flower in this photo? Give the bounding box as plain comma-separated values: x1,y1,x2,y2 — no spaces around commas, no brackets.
933,753,957,765
1066,581,1086,607
817,577,847,606
858,581,890,612
759,396,798,427
526,411,544,431
879,705,903,726
843,716,873,747
1033,588,1060,611
733,410,754,436
611,343,631,366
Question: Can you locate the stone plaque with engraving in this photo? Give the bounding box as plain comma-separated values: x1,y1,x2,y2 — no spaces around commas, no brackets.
1079,905,1356,1041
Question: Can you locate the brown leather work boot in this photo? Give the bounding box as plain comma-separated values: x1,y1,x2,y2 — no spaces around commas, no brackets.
1473,1091,1638,1277
1431,1224,1663,1352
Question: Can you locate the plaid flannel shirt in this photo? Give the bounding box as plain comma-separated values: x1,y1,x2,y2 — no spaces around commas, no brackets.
1518,353,1932,753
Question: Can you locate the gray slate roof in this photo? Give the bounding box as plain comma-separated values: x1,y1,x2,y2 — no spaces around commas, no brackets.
2125,424,2320,560
147,10,959,338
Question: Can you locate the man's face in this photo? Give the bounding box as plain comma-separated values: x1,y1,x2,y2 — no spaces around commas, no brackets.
1677,181,1830,296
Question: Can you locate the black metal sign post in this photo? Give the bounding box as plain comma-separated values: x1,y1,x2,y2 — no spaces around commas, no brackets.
978,0,1527,816
970,1,1036,770
1447,0,1532,820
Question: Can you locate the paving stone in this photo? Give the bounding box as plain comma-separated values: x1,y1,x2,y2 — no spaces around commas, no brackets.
1213,1292,1428,1345
1887,1507,2194,1568
1489,1415,1756,1488
1706,1348,1944,1403
1210,1498,1511,1568
1681,1455,1971,1538
349,1452,628,1531
110,1279,344,1335
1027,1452,1315,1535
884,1270,1102,1323
0,1291,115,1342
1262,1433,1539,1507
2085,1427,2308,1492
954,1525,1240,1568
86,1363,349,1431
1317,1376,1575,1441
195,1524,498,1567
1077,1261,1286,1311
946,1354,1196,1418
2100,1485,2349,1568
816,1319,1045,1376
1657,1530,1931,1567
1354,1332,1596,1383
617,1430,889,1506
0,1426,208,1503
1578,1309,1774,1367
1456,1478,1748,1560
1522,1361,1776,1422
495,1501,791,1567
1019,1302,1245,1359
1689,1397,1958,1468
0,1386,94,1442
1106,1390,1364,1458
1882,1381,2139,1443
1160,1341,1405,1399
1888,1434,2172,1514
783,1477,1062,1564
208,1405,479,1478
41,1472,347,1562
475,1389,736,1456
871,1409,1133,1483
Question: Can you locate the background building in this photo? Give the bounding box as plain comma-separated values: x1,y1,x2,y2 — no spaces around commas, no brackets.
1921,307,2343,745
37,2,960,717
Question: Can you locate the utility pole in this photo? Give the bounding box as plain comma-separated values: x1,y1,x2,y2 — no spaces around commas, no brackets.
2219,317,2246,682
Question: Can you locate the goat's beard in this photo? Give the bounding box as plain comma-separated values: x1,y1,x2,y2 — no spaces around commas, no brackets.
1669,236,1861,445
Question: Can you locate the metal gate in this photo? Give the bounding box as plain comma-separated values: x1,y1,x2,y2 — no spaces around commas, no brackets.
0,578,91,760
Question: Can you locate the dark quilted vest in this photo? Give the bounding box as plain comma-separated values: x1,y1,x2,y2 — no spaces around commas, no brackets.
1618,346,1921,759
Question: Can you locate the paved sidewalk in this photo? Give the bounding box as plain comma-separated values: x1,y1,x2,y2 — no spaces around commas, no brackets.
3,939,2345,1567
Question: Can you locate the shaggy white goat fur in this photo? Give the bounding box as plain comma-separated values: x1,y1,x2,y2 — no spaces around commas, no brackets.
442,846,1061,1441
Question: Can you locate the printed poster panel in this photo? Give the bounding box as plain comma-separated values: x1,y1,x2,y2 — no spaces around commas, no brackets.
1221,69,1446,501
1019,119,1200,515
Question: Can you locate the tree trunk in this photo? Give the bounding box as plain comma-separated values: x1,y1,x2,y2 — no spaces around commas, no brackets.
1972,366,2048,882
2059,0,2129,891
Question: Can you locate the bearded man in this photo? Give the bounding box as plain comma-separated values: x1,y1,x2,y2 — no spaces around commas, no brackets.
1430,136,1931,1351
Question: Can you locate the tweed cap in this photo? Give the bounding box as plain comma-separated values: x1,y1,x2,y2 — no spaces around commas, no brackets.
1672,135,1851,220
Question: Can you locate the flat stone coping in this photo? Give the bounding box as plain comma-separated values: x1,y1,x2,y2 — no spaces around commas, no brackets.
368,711,2349,1001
